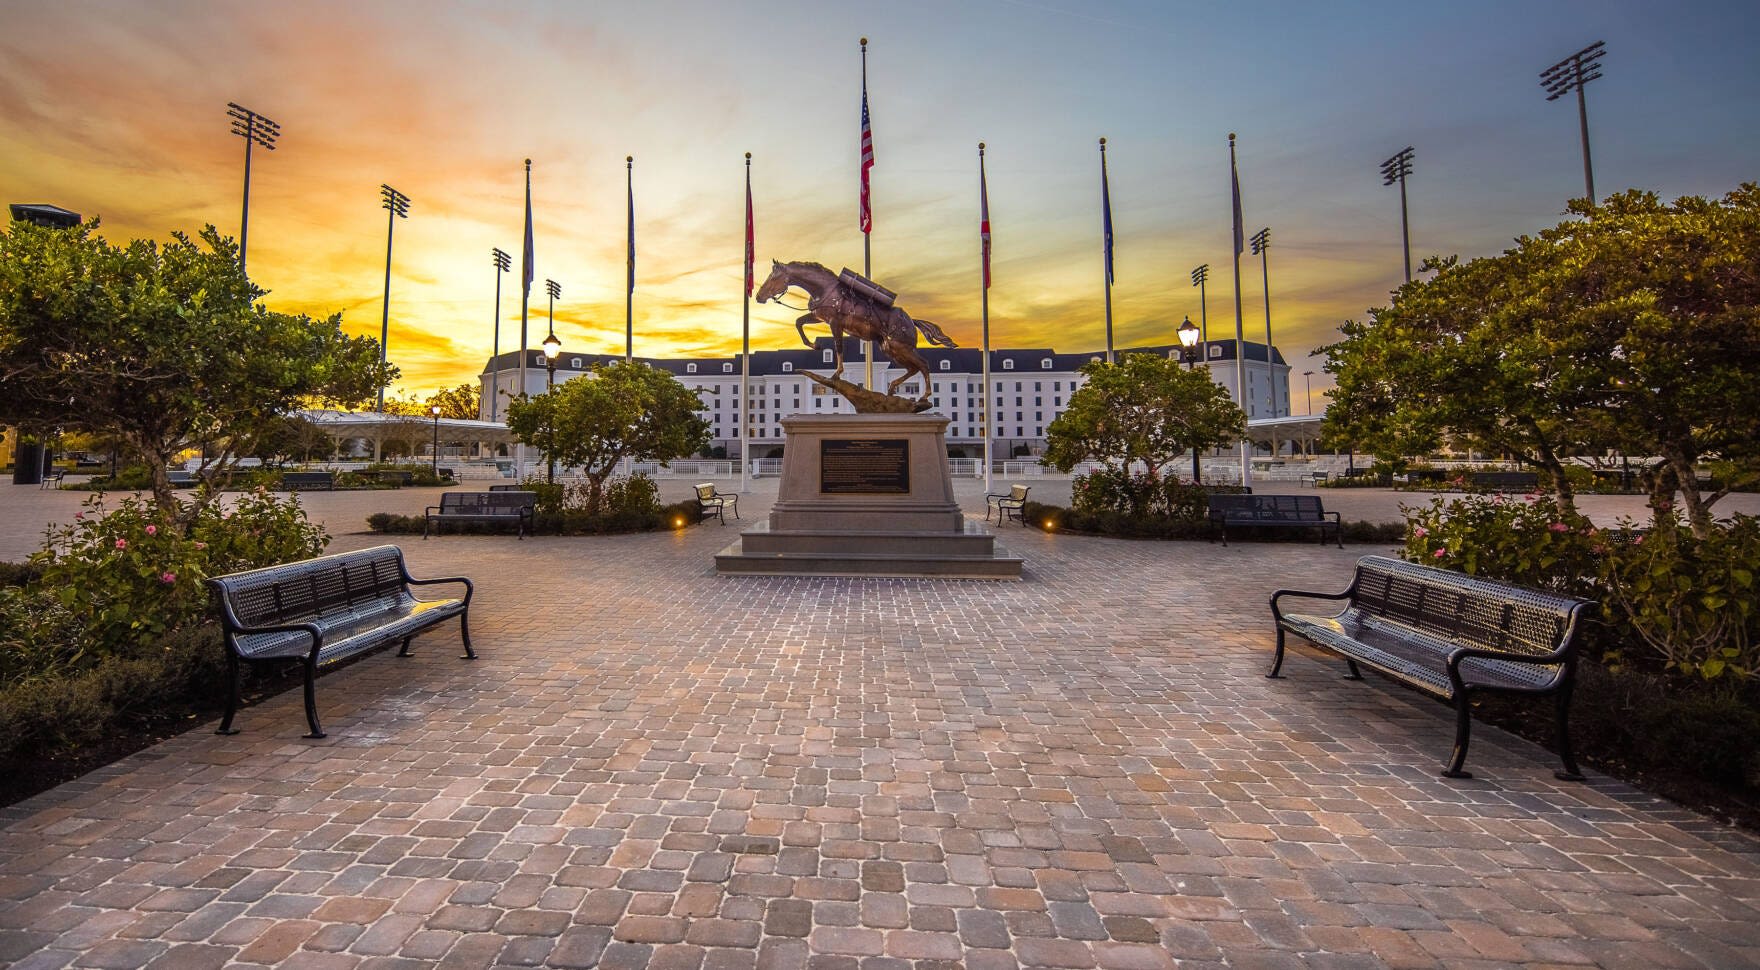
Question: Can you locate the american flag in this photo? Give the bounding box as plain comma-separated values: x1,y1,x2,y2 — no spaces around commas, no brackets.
859,79,874,234
979,153,991,290
521,163,534,297
1231,139,1245,256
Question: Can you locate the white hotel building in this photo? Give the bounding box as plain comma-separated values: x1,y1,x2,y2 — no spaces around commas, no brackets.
480,336,1290,459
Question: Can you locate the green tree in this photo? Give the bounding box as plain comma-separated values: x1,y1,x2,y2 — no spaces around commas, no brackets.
425,383,481,420
505,360,710,515
1322,185,1760,533
1044,353,1246,479
0,221,392,520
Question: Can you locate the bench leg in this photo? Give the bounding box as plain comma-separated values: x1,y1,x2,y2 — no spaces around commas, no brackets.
1553,683,1584,781
216,654,242,735
423,517,431,540
301,656,326,740
459,613,476,660
1267,628,1286,679
397,636,413,658
1442,690,1474,779
1342,657,1362,680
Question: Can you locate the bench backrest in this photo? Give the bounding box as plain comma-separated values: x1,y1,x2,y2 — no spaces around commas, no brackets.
441,490,536,514
209,545,411,629
283,471,332,483
1008,484,1030,502
1351,556,1589,660
1208,493,1325,520
695,483,719,502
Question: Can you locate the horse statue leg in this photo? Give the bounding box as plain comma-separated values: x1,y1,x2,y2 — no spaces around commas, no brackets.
795,313,821,349
884,341,934,401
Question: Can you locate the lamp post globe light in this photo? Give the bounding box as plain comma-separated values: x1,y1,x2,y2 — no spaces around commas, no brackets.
430,404,441,477
1176,315,1202,483
541,330,562,484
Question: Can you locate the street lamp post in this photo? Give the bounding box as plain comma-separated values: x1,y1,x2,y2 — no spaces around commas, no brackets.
1540,40,1607,203
1379,147,1414,283
490,247,511,421
1303,370,1315,415
226,102,280,276
376,184,411,412
430,405,441,478
1177,316,1202,483
1249,227,1275,417
542,327,561,485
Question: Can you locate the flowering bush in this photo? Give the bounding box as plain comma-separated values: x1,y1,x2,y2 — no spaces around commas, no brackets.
1072,468,1225,521
1401,494,1600,599
4,490,326,681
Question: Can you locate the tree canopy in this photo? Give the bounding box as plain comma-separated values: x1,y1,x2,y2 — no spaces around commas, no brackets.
1044,352,1246,478
0,221,391,518
1322,185,1760,533
506,360,709,514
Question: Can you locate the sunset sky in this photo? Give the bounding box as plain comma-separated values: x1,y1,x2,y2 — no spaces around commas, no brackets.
4,1,1757,410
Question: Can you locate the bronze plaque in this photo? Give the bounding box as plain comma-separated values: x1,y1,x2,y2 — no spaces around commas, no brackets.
820,438,909,494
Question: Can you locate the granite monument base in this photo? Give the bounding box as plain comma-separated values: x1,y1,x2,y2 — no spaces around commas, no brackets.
714,414,1023,579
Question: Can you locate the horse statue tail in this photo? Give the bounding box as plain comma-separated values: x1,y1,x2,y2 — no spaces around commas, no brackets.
913,317,958,348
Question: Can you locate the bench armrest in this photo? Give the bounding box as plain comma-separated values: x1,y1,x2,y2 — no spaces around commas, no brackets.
404,573,474,609
1270,585,1355,622
1445,644,1570,692
222,620,324,658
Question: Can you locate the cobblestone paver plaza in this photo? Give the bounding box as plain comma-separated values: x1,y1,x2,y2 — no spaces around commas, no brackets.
2,485,1758,969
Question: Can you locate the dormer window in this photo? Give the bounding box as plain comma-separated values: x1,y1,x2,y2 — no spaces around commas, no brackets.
1003,359,1015,370
571,358,582,368
783,362,794,372
1208,345,1221,359
1041,358,1052,369
939,360,950,371
723,363,733,373
822,349,834,363
687,363,697,373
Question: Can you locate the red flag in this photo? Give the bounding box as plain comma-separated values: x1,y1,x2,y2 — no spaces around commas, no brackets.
744,160,755,297
979,150,991,290
859,76,874,234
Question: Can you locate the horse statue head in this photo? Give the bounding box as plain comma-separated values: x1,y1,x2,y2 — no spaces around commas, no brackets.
755,260,793,305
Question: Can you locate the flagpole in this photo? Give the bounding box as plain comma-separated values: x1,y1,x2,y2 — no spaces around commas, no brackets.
860,37,875,392
1230,134,1252,489
979,142,993,497
518,158,533,479
741,152,752,495
626,156,635,363
1100,137,1114,365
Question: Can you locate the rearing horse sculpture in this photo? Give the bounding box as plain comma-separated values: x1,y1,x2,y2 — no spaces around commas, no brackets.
756,260,956,402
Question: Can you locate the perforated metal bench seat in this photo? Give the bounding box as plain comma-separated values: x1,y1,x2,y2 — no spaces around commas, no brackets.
208,545,474,738
1209,494,1342,547
425,491,537,538
1270,555,1592,780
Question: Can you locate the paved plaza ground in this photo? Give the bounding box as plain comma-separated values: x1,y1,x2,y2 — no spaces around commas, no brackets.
2,480,1759,969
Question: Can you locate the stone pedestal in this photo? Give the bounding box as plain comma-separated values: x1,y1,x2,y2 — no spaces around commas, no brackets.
715,414,1023,579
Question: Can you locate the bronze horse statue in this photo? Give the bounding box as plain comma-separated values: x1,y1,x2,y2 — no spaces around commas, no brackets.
755,260,956,402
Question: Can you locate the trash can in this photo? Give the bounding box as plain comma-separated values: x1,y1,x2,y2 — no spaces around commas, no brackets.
11,440,43,486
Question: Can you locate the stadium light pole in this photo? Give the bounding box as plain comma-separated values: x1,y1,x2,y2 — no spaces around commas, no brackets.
1190,263,1209,349
226,102,279,276
1540,40,1606,203
1303,370,1315,415
376,184,411,412
490,247,511,421
1249,227,1276,418
1379,147,1414,282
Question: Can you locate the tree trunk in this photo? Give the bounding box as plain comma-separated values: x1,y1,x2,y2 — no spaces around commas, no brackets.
1663,447,1720,539
1519,423,1576,517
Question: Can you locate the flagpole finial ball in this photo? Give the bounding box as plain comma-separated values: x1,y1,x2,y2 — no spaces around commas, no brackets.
978,142,985,150
861,36,867,45
745,152,752,159
524,158,531,166
1228,133,1236,142
627,156,633,164
1098,137,1106,146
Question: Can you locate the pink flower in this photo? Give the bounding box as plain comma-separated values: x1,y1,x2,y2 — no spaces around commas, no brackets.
1633,534,1644,545
1434,548,1447,558
75,512,84,520
160,572,176,584
1549,522,1569,533
115,538,128,550
193,541,207,550
1412,526,1429,538
145,524,157,536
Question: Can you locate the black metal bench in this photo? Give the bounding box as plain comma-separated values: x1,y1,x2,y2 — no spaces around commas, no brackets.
1299,470,1330,488
985,484,1030,525
39,469,65,489
281,470,335,491
425,490,537,538
207,545,474,738
1208,494,1341,547
1469,471,1539,492
1270,555,1592,780
694,483,739,525
368,469,415,487
166,469,196,488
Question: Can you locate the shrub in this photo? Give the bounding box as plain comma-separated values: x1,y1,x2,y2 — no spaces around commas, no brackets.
1400,494,1601,598
1600,516,1759,681
367,475,682,536
1023,500,1402,543
1071,469,1245,520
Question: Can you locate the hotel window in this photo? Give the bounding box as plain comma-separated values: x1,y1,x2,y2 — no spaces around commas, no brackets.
823,349,834,363
572,358,582,368
1209,345,1222,359
1003,359,1015,370
783,362,794,372
1041,359,1051,369
687,363,697,373
723,363,733,372
939,360,950,371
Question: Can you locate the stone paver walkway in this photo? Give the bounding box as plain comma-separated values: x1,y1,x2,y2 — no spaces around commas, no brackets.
2,484,1758,969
